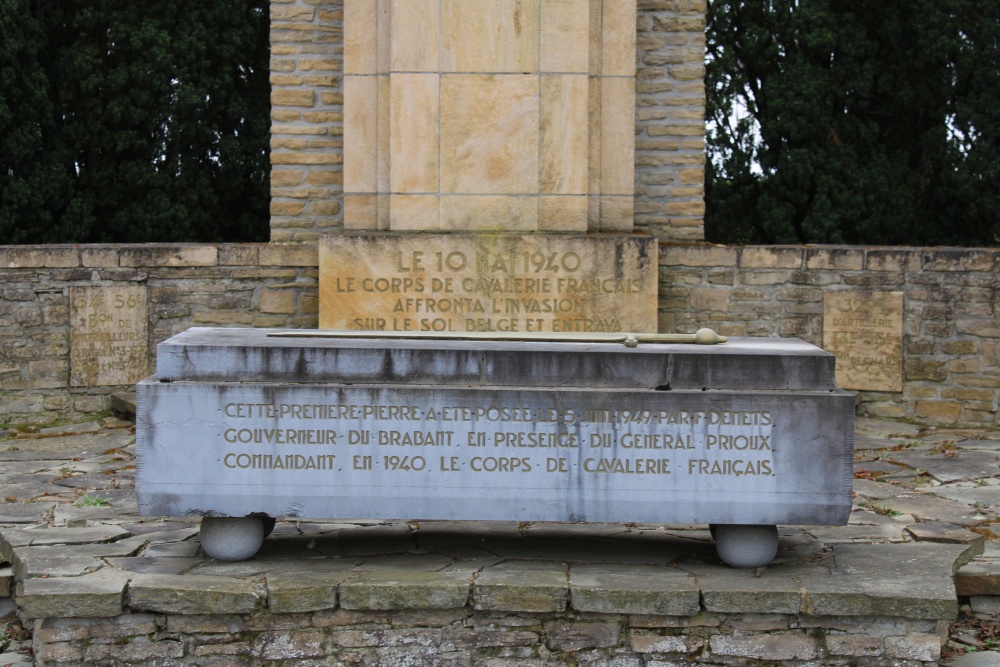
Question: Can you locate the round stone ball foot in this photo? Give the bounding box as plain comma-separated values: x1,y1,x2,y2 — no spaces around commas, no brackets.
200,516,265,561
713,524,779,568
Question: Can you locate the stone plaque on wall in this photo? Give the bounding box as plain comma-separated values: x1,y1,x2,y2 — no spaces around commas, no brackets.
823,291,904,392
70,286,149,387
320,234,657,333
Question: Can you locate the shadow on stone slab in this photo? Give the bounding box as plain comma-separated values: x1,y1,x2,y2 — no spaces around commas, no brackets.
477,537,658,564
521,522,629,539
354,553,455,571
144,540,201,558
105,556,200,575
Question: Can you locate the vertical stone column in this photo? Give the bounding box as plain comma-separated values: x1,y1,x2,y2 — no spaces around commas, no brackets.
342,0,636,233
269,1,344,243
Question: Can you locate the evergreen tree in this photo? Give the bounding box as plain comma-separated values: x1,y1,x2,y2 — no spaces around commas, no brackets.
706,0,1000,246
0,0,270,243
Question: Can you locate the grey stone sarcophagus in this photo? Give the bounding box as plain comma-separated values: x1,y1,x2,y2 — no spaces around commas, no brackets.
136,327,854,566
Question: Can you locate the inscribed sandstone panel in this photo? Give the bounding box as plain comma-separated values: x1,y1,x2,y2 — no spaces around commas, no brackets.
823,291,904,392
319,234,657,333
70,286,149,387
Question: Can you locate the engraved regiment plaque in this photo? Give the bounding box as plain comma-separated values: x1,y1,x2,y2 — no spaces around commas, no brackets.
319,234,658,333
823,291,904,392
70,286,149,387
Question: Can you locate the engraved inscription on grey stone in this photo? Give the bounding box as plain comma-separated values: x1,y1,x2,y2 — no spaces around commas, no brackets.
137,329,855,531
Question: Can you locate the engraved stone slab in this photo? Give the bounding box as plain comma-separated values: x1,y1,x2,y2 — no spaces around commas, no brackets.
137,331,855,527
70,286,148,387
319,234,657,333
823,291,904,392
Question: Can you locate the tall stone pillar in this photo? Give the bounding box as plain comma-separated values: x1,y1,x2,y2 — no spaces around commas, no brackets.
342,0,636,233
323,0,655,334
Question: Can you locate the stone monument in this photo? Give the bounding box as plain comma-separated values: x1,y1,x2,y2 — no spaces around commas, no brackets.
137,327,855,568
323,0,652,334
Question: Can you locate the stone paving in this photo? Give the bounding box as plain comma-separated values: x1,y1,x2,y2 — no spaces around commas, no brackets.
0,412,998,664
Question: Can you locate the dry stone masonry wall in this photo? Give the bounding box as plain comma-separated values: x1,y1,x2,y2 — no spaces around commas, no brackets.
659,245,1000,428
1,244,996,428
0,245,320,423
30,609,946,667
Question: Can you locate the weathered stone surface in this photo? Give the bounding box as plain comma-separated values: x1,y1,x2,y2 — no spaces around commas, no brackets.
710,634,819,660
956,562,1000,596
474,562,568,612
825,634,883,657
127,573,259,614
886,449,1000,484
319,233,657,333
630,632,704,654
693,570,801,614
265,571,348,612
823,291,903,392
19,572,128,619
906,522,985,554
69,285,149,387
6,525,131,547
339,570,472,610
569,565,699,616
139,329,853,530
884,633,942,661
544,620,620,652
801,576,957,620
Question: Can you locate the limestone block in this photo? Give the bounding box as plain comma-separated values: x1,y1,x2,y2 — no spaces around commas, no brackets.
389,73,439,194
600,77,635,195
439,196,538,232
602,0,637,76
390,195,440,231
440,74,539,195
545,621,620,652
344,195,378,230
740,247,804,270
709,635,819,661
570,568,699,616
600,196,634,231
541,75,588,195
344,76,378,193
541,0,590,73
441,0,540,73
127,573,259,615
539,196,588,231
822,290,904,392
19,573,127,619
474,563,567,612
339,570,473,610
629,633,704,653
318,233,657,332
390,0,438,71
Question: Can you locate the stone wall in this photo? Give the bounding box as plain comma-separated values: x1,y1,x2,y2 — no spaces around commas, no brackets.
269,0,707,243
0,245,320,424
29,609,945,666
659,245,1000,428
0,244,997,428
